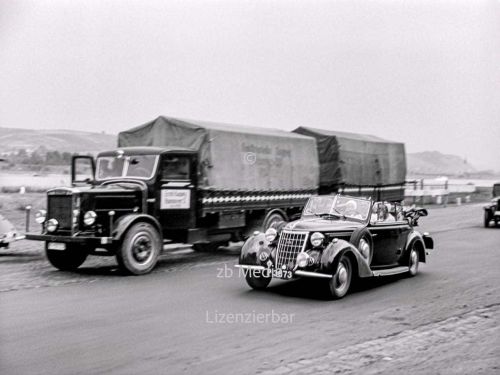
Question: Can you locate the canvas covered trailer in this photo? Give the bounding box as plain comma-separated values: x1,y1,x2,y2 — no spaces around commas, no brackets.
293,126,406,201
119,116,319,193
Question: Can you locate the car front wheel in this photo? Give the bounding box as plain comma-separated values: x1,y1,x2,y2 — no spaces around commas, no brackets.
46,244,88,271
245,272,271,290
328,254,352,299
117,222,161,275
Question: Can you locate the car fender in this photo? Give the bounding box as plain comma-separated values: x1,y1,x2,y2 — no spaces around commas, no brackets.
112,214,162,242
239,232,271,266
405,230,427,263
320,239,372,278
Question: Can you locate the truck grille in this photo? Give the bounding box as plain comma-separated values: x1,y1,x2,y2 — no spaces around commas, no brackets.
48,195,73,231
276,230,308,269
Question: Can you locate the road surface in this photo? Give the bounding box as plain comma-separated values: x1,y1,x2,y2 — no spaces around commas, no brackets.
1,203,499,374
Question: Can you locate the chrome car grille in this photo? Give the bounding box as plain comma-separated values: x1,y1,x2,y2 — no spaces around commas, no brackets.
47,195,73,231
276,230,308,269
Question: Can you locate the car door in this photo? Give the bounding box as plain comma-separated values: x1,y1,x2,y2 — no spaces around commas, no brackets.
369,202,408,266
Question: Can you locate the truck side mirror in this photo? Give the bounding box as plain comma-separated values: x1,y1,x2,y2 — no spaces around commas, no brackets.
72,155,95,186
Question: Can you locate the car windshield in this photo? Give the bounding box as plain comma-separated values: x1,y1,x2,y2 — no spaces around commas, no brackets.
96,155,158,180
303,195,371,221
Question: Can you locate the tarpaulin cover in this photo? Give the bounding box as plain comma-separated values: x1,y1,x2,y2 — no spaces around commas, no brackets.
119,116,319,191
293,127,406,189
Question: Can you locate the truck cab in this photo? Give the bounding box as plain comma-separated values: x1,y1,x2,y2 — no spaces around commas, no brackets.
26,147,199,275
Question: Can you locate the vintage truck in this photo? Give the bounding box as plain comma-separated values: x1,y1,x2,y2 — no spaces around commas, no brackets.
25,117,318,274
25,116,407,275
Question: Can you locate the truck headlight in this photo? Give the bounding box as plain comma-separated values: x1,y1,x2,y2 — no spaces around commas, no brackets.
310,232,324,247
46,219,59,232
265,228,277,242
83,211,97,226
296,252,310,268
35,210,47,224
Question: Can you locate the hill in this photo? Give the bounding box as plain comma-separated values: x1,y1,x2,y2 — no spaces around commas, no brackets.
407,151,477,176
0,127,117,154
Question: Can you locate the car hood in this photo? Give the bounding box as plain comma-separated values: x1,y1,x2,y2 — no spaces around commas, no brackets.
283,217,365,232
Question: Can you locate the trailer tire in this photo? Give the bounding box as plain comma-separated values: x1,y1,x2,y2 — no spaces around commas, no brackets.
116,221,161,275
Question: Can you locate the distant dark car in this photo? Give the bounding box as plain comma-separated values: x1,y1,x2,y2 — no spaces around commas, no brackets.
237,195,434,299
484,183,500,228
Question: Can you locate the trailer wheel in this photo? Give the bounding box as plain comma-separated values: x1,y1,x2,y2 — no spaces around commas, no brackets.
46,244,88,271
117,222,161,275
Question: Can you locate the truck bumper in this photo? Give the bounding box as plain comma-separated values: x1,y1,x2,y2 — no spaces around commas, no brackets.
25,233,114,246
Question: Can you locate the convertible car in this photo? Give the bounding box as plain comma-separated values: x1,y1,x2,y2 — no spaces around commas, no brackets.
236,195,434,299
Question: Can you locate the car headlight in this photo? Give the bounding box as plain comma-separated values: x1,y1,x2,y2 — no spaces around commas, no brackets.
83,211,97,226
310,232,324,247
265,228,277,242
35,210,47,224
46,219,59,232
296,252,310,268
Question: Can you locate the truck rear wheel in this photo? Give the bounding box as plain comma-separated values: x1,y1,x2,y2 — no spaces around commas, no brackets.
263,212,286,231
46,244,88,271
117,222,161,275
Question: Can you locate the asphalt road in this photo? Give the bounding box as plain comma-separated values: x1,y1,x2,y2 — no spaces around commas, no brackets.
1,203,499,375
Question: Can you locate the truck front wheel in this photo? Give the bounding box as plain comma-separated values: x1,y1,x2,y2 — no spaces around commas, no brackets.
117,222,161,275
46,244,88,271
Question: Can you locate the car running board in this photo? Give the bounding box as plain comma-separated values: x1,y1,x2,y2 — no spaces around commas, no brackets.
372,266,409,277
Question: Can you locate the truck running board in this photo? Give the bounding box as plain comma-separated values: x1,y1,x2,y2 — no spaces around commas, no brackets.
372,266,409,277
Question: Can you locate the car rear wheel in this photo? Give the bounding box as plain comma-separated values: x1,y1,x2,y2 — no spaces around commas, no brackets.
245,272,272,290
408,245,419,277
117,222,161,275
328,254,352,299
46,244,88,271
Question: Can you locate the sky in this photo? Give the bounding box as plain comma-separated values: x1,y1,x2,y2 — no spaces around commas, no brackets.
1,0,499,170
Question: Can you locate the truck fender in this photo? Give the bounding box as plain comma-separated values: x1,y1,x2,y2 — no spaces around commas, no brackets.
405,231,427,263
320,239,372,278
239,232,270,266
112,214,163,243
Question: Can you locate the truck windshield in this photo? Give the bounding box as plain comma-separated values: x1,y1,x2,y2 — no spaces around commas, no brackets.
303,195,371,221
96,155,158,180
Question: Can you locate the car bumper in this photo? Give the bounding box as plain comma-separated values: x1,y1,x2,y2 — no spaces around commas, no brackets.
25,233,113,246
235,264,333,279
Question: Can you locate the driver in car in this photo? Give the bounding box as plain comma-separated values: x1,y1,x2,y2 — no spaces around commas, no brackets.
342,200,363,219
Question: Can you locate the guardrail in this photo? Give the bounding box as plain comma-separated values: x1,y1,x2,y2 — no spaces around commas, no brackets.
404,179,476,206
